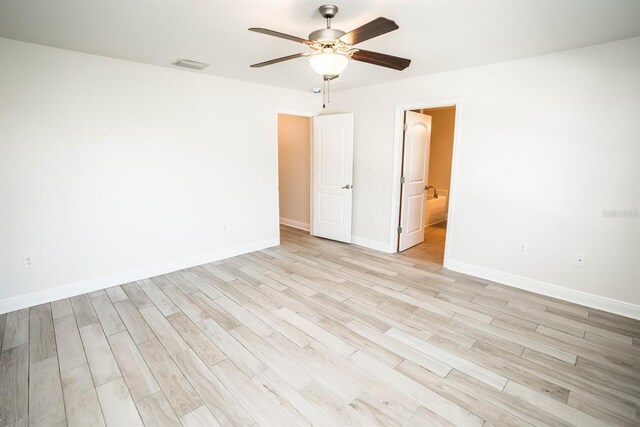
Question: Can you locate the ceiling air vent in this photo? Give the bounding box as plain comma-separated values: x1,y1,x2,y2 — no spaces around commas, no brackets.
172,59,209,70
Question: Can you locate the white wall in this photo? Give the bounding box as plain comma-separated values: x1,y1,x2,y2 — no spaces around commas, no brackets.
0,38,317,312
2,35,639,318
277,114,311,231
326,37,640,316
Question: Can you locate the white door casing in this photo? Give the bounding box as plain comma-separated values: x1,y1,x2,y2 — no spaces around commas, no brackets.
312,113,354,243
398,111,432,251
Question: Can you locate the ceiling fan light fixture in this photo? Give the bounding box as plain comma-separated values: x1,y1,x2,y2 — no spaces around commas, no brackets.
309,51,349,79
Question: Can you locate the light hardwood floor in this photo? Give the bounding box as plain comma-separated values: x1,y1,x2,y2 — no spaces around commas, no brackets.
1,225,639,426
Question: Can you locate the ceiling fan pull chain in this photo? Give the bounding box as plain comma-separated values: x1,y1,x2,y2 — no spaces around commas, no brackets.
322,78,326,109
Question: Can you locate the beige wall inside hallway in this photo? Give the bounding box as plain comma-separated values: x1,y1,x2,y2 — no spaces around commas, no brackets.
278,114,311,230
422,106,455,201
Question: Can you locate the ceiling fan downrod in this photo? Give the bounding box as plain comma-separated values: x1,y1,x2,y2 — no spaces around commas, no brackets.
319,4,338,29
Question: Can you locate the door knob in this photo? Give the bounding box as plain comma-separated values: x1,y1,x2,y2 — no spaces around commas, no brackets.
341,184,352,189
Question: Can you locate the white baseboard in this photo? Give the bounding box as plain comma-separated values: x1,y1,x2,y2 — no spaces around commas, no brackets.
0,238,279,315
445,258,640,320
279,217,310,232
352,235,394,253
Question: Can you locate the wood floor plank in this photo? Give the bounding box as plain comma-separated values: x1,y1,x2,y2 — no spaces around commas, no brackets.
350,350,483,426
405,406,456,427
89,289,107,298
121,282,154,309
178,270,223,300
567,389,638,426
230,325,313,390
113,299,156,344
104,285,128,303
95,377,144,426
165,271,199,295
29,305,57,363
275,307,357,357
29,356,66,426
503,380,607,426
243,302,313,348
137,339,203,418
0,344,29,426
70,294,99,328
211,359,294,426
53,314,87,372
200,263,235,282
138,278,180,316
214,295,273,338
454,314,577,364
79,322,122,386
2,310,29,351
385,326,508,390
61,364,105,427
51,298,74,319
309,314,404,367
253,369,333,426
346,319,452,377
135,391,181,427
172,348,254,426
167,312,225,367
180,405,222,427
162,286,209,323
139,306,188,355
108,330,160,401
91,294,126,336
188,292,241,331
446,369,568,426
198,318,266,377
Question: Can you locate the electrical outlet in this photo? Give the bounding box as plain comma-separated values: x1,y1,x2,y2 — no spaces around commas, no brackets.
518,244,527,255
575,253,586,267
22,255,33,269
222,223,229,231
372,216,377,225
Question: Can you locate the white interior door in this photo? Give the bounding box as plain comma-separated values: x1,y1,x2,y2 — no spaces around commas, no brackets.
312,113,354,243
399,111,432,251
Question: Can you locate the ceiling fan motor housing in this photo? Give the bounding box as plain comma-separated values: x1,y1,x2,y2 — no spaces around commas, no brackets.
309,28,346,43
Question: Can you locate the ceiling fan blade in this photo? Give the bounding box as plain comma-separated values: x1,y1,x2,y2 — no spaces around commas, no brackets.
351,49,411,70
248,28,312,45
250,53,308,68
339,17,399,45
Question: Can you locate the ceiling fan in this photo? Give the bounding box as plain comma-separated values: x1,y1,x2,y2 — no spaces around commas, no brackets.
249,4,411,103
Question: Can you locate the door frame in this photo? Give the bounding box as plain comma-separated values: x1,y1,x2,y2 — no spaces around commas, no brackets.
389,98,462,268
274,109,316,243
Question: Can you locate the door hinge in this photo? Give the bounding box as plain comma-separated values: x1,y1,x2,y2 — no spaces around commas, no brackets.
400,176,405,184
397,226,403,234
403,123,408,132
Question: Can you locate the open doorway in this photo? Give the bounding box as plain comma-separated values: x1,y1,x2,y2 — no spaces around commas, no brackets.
277,113,312,234
396,105,457,264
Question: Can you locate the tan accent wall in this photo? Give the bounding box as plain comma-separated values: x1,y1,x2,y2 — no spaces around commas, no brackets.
422,107,456,201
278,114,311,229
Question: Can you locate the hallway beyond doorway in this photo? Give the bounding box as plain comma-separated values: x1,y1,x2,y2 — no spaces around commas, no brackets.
402,220,447,264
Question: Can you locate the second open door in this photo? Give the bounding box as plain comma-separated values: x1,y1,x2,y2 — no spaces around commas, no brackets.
398,111,432,251
312,113,354,243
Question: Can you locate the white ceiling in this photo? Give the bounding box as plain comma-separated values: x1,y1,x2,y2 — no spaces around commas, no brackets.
1,0,639,92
